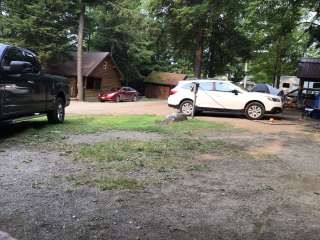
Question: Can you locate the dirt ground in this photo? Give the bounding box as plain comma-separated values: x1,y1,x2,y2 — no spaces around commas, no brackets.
1,100,320,240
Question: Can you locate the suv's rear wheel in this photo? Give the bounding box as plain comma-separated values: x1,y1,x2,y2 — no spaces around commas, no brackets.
180,100,193,116
245,102,265,120
47,97,65,124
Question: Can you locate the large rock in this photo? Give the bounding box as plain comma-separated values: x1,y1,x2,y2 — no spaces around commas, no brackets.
160,112,188,125
0,231,16,240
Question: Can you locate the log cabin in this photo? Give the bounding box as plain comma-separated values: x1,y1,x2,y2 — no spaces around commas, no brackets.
48,52,123,101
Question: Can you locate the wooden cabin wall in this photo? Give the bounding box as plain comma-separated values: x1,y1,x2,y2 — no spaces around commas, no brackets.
90,57,122,91
144,84,171,99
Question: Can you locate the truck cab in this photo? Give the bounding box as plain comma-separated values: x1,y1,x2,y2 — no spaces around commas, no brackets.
0,43,69,124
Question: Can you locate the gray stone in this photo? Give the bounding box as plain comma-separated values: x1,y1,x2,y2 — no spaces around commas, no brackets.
0,231,16,240
160,112,188,125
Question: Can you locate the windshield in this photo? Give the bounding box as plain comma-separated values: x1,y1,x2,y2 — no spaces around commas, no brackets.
0,44,7,58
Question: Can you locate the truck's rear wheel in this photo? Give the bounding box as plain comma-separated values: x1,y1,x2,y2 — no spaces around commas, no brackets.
47,97,65,124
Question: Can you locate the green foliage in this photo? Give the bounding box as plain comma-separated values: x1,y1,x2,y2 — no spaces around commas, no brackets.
0,0,317,84
147,0,253,77
244,0,314,84
0,0,77,64
88,1,155,87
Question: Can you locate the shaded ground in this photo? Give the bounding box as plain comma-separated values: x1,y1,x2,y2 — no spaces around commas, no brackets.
1,115,320,240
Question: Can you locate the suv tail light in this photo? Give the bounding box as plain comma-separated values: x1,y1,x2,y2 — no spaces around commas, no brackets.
170,89,177,95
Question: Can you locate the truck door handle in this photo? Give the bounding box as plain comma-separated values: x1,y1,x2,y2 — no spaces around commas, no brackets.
27,80,35,84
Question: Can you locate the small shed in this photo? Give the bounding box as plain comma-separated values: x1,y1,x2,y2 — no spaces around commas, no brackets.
298,58,320,82
48,52,123,101
297,58,320,102
144,71,188,99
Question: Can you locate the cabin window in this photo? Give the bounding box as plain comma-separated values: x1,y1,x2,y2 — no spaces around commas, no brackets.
282,83,290,88
86,77,101,90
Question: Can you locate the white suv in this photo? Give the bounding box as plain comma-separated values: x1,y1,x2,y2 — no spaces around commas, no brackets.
168,80,283,120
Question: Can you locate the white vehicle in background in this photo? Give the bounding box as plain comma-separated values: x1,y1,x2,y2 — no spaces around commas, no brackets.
168,80,283,120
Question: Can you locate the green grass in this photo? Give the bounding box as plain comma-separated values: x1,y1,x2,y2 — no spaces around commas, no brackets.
49,114,228,134
2,115,230,147
74,138,225,172
60,115,229,134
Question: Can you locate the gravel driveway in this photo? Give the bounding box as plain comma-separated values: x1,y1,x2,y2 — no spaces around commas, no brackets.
1,102,320,240
66,99,171,116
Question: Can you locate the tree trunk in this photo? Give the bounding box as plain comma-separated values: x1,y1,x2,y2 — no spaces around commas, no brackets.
194,29,204,79
273,41,283,89
77,0,85,101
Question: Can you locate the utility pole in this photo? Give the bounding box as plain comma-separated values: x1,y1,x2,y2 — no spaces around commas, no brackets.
244,61,248,89
191,82,200,119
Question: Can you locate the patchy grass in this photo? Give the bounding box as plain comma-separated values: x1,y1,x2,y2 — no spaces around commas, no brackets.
69,138,226,190
60,115,230,135
0,115,238,191
94,177,141,191
66,174,141,190
0,115,231,148
74,138,225,172
186,164,209,172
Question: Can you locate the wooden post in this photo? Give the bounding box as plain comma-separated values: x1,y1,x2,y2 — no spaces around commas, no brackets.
298,78,304,107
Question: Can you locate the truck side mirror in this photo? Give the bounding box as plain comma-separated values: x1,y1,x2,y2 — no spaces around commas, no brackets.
3,61,33,74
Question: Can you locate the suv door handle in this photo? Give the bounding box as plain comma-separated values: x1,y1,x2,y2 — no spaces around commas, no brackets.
27,80,35,84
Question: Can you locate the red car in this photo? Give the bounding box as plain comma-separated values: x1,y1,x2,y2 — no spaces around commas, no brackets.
98,87,139,102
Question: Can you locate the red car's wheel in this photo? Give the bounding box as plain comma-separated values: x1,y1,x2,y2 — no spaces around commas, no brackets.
116,95,120,102
132,95,137,102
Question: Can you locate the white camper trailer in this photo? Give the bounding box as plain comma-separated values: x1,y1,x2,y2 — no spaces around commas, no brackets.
279,76,300,95
280,76,319,96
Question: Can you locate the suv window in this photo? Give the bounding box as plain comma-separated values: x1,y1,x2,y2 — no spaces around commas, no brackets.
199,82,214,91
180,82,193,89
215,82,234,92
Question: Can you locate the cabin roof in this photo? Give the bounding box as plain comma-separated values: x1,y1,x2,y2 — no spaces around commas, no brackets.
145,71,188,86
48,52,123,78
297,58,320,81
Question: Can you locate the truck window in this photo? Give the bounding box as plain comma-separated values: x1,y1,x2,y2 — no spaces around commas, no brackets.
23,51,41,73
1,48,24,67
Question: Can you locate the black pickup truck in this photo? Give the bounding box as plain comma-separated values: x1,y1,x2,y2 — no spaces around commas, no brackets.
0,43,69,124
